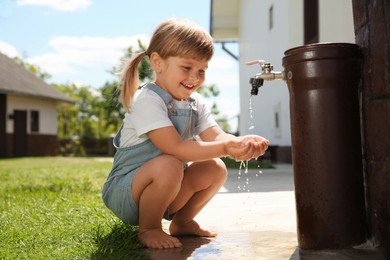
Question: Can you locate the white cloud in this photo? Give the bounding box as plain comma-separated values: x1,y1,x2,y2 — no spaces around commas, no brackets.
26,34,149,77
16,0,92,12
0,40,21,58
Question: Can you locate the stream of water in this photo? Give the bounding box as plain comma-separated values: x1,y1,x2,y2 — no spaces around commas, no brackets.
236,96,263,192
248,96,255,131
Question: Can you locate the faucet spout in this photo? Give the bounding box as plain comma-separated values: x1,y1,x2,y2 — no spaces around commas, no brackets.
249,77,264,95
254,71,285,81
247,61,286,95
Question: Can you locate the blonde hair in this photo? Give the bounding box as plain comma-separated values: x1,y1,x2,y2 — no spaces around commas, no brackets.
119,18,214,111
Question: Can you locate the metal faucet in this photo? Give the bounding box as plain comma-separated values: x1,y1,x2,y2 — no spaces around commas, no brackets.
247,60,286,95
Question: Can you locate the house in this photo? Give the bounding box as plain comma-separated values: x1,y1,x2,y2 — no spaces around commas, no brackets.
210,0,355,162
0,52,73,158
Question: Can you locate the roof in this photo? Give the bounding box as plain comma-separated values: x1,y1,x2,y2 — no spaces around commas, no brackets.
0,52,73,103
210,0,240,41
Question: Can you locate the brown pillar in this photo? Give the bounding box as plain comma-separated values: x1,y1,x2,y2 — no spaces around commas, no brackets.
283,43,367,249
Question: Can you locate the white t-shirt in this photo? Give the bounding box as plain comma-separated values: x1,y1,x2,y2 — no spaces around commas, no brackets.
119,87,218,147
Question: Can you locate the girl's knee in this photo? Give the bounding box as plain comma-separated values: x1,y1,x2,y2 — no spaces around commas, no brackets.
209,158,228,183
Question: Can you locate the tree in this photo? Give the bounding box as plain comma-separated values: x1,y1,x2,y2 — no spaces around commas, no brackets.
54,83,110,155
196,84,231,132
99,39,154,134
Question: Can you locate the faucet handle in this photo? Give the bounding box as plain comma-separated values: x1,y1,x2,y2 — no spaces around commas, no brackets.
245,59,266,66
262,63,273,73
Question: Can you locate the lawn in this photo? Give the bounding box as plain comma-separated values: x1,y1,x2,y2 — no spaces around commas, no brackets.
0,157,146,260
0,157,272,259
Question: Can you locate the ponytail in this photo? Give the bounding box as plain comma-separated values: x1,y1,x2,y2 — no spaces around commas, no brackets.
119,51,147,112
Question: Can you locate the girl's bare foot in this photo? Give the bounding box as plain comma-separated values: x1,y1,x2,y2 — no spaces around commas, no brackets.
138,228,182,249
169,220,217,237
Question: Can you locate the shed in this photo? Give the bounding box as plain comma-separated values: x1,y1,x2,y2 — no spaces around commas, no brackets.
0,52,72,158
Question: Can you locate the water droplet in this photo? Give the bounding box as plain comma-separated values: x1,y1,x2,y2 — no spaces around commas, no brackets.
237,160,255,192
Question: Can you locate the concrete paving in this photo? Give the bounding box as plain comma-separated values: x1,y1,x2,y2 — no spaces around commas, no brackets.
144,163,387,260
147,164,298,259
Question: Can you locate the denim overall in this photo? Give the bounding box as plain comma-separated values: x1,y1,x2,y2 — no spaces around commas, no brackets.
102,83,198,225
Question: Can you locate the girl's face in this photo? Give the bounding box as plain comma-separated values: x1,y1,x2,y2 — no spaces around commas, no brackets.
153,54,208,100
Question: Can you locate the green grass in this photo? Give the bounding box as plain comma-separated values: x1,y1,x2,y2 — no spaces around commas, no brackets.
0,157,273,259
0,157,147,260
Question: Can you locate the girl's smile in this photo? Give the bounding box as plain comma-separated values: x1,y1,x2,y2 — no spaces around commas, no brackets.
181,82,195,89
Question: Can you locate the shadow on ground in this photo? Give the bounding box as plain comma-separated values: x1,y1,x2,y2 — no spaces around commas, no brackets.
91,222,147,260
91,223,214,260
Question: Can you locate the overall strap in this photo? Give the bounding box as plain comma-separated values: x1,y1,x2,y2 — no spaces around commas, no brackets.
113,123,124,148
144,83,197,112
144,82,198,140
144,83,172,106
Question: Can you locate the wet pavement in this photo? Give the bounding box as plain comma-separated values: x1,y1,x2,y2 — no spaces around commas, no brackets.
147,164,298,259
143,163,387,260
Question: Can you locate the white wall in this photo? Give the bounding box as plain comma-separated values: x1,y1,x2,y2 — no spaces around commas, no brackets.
7,95,58,135
238,0,354,147
239,0,303,146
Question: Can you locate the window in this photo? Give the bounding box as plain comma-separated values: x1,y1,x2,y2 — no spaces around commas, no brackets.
30,110,39,132
275,112,280,129
274,102,282,138
304,0,319,44
269,5,274,30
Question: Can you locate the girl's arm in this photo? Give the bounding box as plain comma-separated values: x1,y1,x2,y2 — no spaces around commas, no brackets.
147,126,251,162
199,125,236,142
147,125,269,162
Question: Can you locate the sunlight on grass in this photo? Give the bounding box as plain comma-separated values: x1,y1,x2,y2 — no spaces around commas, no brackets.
0,157,146,259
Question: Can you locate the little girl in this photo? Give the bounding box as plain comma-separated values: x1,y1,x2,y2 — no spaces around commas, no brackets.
102,18,269,249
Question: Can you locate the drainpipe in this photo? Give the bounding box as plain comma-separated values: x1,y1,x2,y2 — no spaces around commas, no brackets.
214,40,239,61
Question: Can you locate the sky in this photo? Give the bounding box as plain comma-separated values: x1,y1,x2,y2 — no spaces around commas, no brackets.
0,0,240,130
